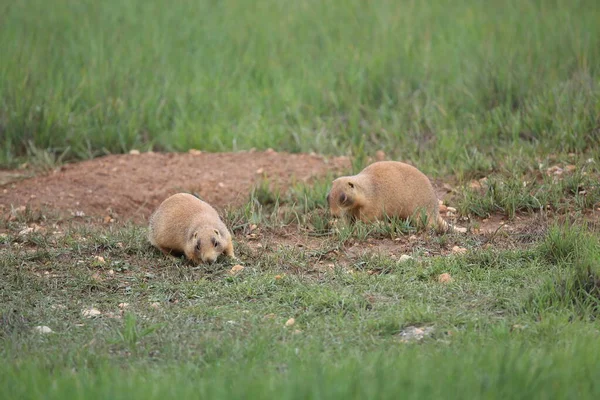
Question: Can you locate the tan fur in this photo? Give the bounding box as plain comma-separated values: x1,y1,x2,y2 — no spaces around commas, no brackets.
148,193,235,264
327,161,451,232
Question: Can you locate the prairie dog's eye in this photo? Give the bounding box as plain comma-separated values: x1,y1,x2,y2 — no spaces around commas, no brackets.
213,229,220,236
348,182,354,188
193,232,198,239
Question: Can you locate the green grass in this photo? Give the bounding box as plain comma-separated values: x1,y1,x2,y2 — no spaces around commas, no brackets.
2,204,600,398
1,0,599,171
3,0,600,397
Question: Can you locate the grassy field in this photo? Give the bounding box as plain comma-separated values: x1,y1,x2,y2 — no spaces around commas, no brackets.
1,0,599,171
2,203,600,399
2,0,600,398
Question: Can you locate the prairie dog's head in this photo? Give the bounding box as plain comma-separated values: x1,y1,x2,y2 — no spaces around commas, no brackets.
190,227,228,264
327,177,360,217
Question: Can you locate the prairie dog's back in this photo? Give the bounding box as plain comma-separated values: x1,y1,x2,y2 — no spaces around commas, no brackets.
148,193,217,246
362,161,438,216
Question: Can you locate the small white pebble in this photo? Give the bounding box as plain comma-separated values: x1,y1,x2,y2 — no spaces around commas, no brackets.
82,308,102,318
398,255,414,263
33,326,53,334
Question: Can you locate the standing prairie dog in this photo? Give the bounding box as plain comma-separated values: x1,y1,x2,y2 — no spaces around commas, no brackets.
148,193,235,264
327,161,452,232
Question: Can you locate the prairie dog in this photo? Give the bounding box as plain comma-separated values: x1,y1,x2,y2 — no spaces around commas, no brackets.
148,193,235,264
327,161,451,232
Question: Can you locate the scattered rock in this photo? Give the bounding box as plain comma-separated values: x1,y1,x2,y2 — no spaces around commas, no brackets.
452,246,467,255
188,149,202,155
285,318,295,327
398,326,434,342
453,226,468,233
18,227,34,236
150,302,161,309
438,273,453,283
274,274,284,280
469,180,482,190
263,313,276,320
229,265,245,275
33,326,53,334
118,302,129,309
446,206,457,213
398,254,414,263
255,168,264,175
438,204,448,213
546,165,563,176
94,256,106,264
82,308,102,318
129,149,140,155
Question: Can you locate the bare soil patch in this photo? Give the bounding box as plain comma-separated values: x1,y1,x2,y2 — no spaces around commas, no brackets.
1,150,351,221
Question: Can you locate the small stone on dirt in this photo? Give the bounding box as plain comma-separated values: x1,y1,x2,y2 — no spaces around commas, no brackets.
438,273,453,283
94,256,106,264
399,255,414,263
18,227,34,236
285,318,295,327
438,204,448,213
129,149,140,155
255,168,264,175
446,206,457,213
118,302,129,309
229,265,245,275
188,149,202,155
274,274,284,280
469,180,482,190
452,246,467,254
150,302,161,309
33,326,53,334
453,226,467,233
398,326,434,342
82,308,102,318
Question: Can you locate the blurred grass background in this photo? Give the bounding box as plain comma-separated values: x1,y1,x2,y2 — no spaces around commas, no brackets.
1,0,598,172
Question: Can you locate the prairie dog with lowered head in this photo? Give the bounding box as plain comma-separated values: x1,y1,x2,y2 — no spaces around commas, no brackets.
327,161,451,232
148,193,235,264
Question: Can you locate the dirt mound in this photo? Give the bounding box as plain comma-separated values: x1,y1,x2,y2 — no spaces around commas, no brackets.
1,150,351,221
